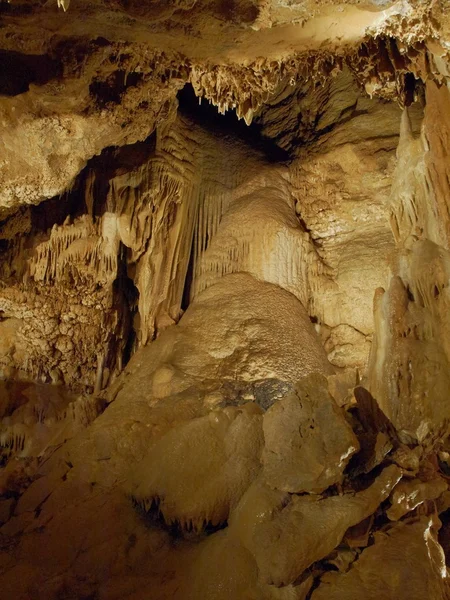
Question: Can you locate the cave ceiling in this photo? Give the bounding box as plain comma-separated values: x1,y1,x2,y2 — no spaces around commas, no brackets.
0,0,448,216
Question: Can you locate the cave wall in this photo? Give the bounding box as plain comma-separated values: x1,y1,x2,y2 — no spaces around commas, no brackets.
0,68,425,389
1,1,450,599
367,81,450,442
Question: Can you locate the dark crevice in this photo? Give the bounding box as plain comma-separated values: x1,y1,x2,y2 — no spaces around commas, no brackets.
297,215,311,233
121,283,140,369
30,188,86,232
0,1,35,16
177,83,291,163
36,132,150,214
113,243,140,372
303,571,324,599
439,509,450,565
406,285,415,302
404,72,417,107
0,50,62,96
89,70,143,108
88,133,156,180
181,230,196,312
132,496,228,539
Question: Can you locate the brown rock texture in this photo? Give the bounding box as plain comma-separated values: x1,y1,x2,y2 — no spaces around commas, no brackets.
262,374,359,493
1,1,450,599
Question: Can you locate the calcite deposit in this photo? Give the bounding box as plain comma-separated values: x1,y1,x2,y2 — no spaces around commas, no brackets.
1,0,450,598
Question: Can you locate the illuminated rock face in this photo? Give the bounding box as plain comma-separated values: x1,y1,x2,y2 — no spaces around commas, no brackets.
1,2,450,599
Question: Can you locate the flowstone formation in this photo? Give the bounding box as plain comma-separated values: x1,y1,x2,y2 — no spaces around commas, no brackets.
1,1,450,599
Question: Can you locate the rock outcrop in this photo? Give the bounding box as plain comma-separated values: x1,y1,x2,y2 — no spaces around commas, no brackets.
1,1,450,598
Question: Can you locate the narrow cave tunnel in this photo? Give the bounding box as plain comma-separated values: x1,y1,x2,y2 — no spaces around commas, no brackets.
0,2,450,600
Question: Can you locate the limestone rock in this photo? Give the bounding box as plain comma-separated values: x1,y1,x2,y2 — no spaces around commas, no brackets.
252,464,402,586
130,404,264,530
229,477,290,554
262,374,359,493
387,477,448,521
311,517,448,600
